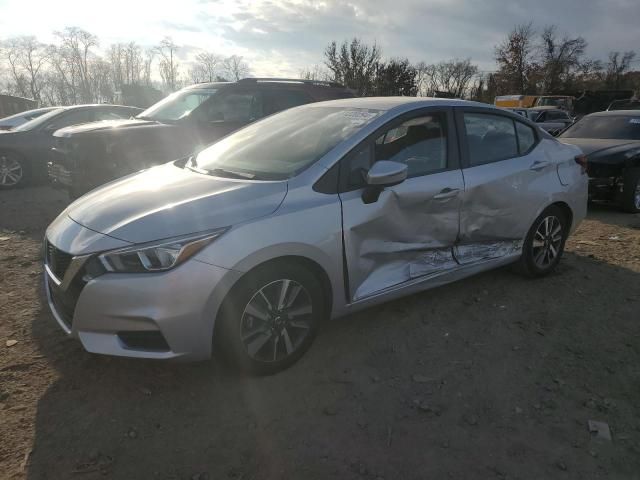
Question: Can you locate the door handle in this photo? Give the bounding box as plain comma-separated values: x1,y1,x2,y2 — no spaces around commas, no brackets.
433,188,460,200
529,160,551,171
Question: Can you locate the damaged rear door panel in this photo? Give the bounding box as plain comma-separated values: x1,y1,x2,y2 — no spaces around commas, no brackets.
338,108,464,301
453,108,560,262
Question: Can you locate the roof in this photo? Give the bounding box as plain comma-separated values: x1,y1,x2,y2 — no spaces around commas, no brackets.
305,96,491,111
588,109,640,117
187,78,347,90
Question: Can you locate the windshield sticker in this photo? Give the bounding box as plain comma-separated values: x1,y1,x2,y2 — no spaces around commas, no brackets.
342,110,380,125
629,118,640,124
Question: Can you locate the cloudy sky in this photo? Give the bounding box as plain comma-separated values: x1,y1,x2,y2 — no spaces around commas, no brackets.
1,0,639,76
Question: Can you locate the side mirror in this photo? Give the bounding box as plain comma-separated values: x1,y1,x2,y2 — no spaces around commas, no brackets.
362,160,408,204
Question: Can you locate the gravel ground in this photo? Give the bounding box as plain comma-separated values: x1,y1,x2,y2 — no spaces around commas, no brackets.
1,186,639,480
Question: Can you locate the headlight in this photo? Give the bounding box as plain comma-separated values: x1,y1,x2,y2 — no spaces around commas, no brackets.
99,229,227,273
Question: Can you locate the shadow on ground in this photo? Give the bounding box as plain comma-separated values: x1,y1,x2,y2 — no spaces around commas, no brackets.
26,252,640,479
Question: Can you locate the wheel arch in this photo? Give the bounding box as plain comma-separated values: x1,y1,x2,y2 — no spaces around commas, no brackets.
548,201,574,231
228,255,334,316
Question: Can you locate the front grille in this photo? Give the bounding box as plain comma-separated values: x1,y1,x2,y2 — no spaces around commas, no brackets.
48,277,77,328
46,241,73,281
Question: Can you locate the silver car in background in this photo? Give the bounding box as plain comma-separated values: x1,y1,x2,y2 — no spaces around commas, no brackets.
44,98,587,374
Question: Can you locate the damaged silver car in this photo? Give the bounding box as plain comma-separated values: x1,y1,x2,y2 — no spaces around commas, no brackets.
44,97,587,374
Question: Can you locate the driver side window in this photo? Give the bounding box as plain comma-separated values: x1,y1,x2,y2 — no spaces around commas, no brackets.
374,113,448,178
344,112,449,190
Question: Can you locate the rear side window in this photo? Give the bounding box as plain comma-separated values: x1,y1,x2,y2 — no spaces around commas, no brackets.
464,113,518,166
515,122,536,154
265,90,312,114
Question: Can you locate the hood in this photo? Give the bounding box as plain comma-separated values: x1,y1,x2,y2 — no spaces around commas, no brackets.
53,118,165,137
66,163,288,244
559,138,640,157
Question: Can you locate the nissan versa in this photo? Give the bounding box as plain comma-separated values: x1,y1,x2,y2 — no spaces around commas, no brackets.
44,98,587,374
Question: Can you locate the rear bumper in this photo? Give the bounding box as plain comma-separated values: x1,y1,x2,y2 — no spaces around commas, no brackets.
45,256,242,361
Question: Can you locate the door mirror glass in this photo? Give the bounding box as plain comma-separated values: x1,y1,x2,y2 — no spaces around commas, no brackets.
366,160,408,187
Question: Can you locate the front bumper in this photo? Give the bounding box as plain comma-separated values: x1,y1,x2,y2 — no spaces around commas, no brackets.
44,253,242,361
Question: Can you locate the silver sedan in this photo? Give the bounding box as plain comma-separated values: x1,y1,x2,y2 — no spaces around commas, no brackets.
44,97,587,374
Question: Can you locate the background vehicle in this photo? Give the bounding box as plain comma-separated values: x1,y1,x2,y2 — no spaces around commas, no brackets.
494,95,538,108
608,98,640,111
534,95,574,111
560,110,640,212
0,104,141,189
506,107,574,135
47,78,355,197
0,107,57,131
44,98,586,374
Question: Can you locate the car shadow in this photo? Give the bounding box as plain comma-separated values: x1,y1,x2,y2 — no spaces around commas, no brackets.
26,251,640,479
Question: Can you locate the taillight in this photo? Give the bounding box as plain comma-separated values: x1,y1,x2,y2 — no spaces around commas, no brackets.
574,154,588,173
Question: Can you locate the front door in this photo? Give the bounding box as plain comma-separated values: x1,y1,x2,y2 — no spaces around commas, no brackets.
338,108,464,302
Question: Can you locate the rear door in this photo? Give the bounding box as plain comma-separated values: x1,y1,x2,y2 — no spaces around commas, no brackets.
338,108,464,301
455,108,553,260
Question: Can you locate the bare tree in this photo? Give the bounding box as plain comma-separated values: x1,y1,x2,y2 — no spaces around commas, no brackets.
495,23,537,94
538,26,587,93
416,59,478,98
606,51,636,89
223,55,249,81
299,64,331,81
324,38,381,96
0,38,29,98
189,51,223,83
142,49,155,87
155,37,180,92
54,27,99,103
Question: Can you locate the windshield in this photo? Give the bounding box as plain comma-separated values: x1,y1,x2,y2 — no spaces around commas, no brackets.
12,108,64,132
560,115,640,140
193,106,383,180
138,89,218,121
0,107,55,126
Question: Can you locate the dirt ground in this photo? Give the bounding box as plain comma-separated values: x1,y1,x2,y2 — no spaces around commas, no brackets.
1,186,639,480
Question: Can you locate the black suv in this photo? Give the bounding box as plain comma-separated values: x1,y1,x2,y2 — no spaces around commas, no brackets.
48,78,355,196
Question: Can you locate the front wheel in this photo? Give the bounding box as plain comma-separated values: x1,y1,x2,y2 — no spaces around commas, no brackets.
516,206,569,277
215,263,326,375
621,169,640,213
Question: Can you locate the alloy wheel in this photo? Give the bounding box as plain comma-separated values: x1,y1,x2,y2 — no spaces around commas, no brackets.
634,180,640,210
240,279,313,363
0,154,23,187
531,215,563,269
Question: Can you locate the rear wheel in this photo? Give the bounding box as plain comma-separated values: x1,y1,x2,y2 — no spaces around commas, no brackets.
215,263,325,375
620,168,640,213
0,152,27,189
516,205,568,277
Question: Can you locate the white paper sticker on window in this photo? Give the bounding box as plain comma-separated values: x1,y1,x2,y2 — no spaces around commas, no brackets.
629,118,640,124
342,110,380,125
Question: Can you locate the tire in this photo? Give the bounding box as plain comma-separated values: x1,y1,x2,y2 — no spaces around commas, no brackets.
0,151,29,189
215,262,326,375
620,168,640,213
516,205,569,277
